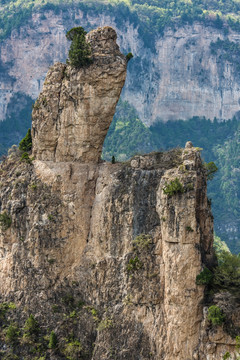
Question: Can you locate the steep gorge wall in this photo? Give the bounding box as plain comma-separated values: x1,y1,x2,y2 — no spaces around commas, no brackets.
1,8,240,125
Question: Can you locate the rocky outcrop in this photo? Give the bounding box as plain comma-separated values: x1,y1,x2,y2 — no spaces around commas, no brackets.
32,26,127,163
0,140,219,359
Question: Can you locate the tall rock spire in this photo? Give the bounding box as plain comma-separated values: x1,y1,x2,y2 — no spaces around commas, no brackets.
32,26,127,163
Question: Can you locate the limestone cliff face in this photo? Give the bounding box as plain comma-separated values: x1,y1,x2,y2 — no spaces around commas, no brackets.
1,9,240,126
32,26,127,163
0,26,238,359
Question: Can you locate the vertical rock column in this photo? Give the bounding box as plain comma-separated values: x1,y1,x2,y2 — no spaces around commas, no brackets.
157,144,214,360
32,26,127,163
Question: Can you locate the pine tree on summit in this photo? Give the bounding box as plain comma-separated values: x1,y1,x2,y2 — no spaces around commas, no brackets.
66,27,92,68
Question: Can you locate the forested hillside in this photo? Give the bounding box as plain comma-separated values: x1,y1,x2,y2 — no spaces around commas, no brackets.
1,0,240,252
2,0,240,45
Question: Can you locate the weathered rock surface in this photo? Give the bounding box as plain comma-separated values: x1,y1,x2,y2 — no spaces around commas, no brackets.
1,141,229,360
32,26,127,162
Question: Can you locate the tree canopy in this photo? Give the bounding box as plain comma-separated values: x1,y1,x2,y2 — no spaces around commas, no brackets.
66,27,92,68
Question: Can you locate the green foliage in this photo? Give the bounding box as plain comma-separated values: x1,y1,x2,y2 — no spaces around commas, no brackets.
23,314,39,339
211,38,240,73
63,339,82,360
213,251,240,297
223,352,231,360
66,27,92,68
186,226,194,232
213,234,230,258
204,161,218,180
0,302,16,321
20,152,32,163
163,178,184,197
197,236,240,297
89,307,99,322
211,130,240,252
103,99,156,161
97,318,113,331
111,155,115,164
132,234,152,251
127,256,143,273
5,324,20,344
19,128,32,152
0,212,12,230
48,331,57,349
207,305,225,326
126,52,134,62
236,335,240,351
196,267,213,285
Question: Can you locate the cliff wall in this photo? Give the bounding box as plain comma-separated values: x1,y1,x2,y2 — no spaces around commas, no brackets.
1,9,240,126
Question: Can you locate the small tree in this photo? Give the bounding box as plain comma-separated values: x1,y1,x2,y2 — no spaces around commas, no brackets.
23,314,39,339
207,305,225,326
213,251,240,296
49,330,57,349
204,161,218,180
163,178,184,197
19,129,32,152
0,212,12,231
5,324,20,344
196,267,213,285
126,52,133,62
66,27,92,68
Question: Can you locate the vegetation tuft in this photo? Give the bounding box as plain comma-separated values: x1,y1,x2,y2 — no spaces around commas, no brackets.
163,178,184,197
196,267,213,286
204,161,218,181
19,128,32,152
66,27,92,68
0,212,12,231
20,152,32,163
23,314,39,340
127,256,143,273
126,52,134,62
207,305,225,326
196,236,240,298
48,331,57,349
5,324,20,344
132,234,152,251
